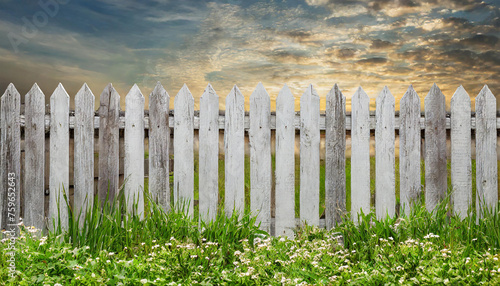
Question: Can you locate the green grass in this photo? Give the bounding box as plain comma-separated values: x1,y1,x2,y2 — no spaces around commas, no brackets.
1,190,500,285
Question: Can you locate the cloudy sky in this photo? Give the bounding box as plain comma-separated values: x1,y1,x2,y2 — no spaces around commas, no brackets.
0,0,498,110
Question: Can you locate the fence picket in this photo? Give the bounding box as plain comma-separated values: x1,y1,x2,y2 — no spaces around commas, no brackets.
325,84,346,229
49,84,70,231
375,86,395,220
0,84,21,231
24,84,45,230
199,84,219,222
225,85,245,215
275,84,295,238
450,86,471,218
98,84,120,204
424,84,447,212
125,84,145,218
149,82,170,212
475,85,498,217
74,84,95,227
399,86,421,214
300,84,320,226
351,87,370,222
250,83,271,232
174,84,194,216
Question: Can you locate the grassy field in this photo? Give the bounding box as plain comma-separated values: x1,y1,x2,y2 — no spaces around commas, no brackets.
1,193,500,285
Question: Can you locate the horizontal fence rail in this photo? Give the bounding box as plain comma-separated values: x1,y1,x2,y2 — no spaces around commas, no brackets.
0,82,498,238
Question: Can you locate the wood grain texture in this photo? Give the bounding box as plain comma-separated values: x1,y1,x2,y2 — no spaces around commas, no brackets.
475,85,497,217
375,86,395,220
224,85,245,215
249,83,271,233
148,82,170,212
199,84,219,222
24,83,45,230
325,84,346,229
0,84,21,231
275,84,295,238
450,86,471,219
351,87,370,223
98,84,120,205
399,85,421,214
174,84,194,216
125,84,145,218
49,84,70,231
300,84,320,226
424,84,447,212
74,84,95,227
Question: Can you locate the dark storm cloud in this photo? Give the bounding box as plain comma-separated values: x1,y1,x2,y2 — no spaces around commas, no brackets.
357,57,388,65
370,39,394,49
460,34,499,48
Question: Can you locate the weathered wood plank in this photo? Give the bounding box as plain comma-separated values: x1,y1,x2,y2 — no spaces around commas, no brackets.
174,84,194,216
74,84,95,227
475,85,497,217
224,85,245,215
24,83,45,230
424,84,447,212
148,82,170,212
275,84,295,238
0,84,21,231
325,84,346,229
249,83,271,233
399,85,421,214
300,84,320,226
450,86,471,219
125,84,145,218
98,84,120,205
375,86,395,220
351,87,370,222
49,83,70,231
199,84,219,222
19,113,500,132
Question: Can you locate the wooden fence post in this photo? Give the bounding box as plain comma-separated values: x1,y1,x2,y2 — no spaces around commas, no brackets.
24,83,45,230
149,82,170,212
125,84,145,218
475,85,497,217
74,83,95,227
399,85,421,214
0,84,21,231
375,86,395,220
450,86,471,218
174,84,194,216
49,84,69,231
199,83,219,222
98,84,120,205
300,84,320,226
325,84,346,229
424,84,447,212
250,83,271,233
224,85,245,215
275,84,295,237
351,87,370,222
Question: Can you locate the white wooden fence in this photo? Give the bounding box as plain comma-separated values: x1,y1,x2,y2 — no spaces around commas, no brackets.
0,82,498,237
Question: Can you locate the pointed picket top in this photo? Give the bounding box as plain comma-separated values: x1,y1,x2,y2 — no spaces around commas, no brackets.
29,82,43,95
100,83,120,109
376,86,395,107
401,85,420,106
251,82,270,101
425,83,445,103
150,82,170,107
353,86,369,104
476,84,495,103
175,84,194,106
201,83,217,100
226,84,244,106
277,84,293,105
151,81,168,97
75,83,95,101
300,84,320,103
126,83,144,100
51,83,69,100
2,83,20,99
451,85,470,106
